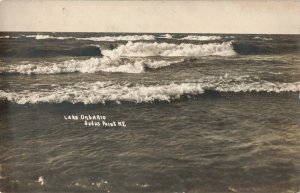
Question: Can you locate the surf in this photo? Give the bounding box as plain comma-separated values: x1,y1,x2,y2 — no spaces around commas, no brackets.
1,78,299,104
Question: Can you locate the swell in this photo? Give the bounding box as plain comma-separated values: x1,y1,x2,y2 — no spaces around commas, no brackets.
0,57,183,74
26,34,156,41
102,41,236,57
232,41,299,55
0,41,234,74
1,78,299,104
180,35,222,41
0,41,234,59
1,34,299,56
0,37,298,61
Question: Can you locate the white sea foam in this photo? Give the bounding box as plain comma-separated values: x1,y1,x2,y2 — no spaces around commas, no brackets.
38,35,70,40
1,79,299,104
0,41,234,75
37,176,44,186
0,36,10,39
181,35,222,41
253,37,273,41
26,34,155,41
77,35,155,41
102,41,236,58
0,57,183,74
36,35,56,40
0,82,205,104
225,36,235,39
159,34,173,39
0,36,19,39
26,35,73,40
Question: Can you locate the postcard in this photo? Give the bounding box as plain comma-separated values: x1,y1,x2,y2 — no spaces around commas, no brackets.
0,1,299,193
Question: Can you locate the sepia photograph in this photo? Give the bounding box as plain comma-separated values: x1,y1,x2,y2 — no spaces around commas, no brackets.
0,0,299,193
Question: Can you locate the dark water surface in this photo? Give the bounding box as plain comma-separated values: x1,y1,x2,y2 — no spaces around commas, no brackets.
0,32,299,193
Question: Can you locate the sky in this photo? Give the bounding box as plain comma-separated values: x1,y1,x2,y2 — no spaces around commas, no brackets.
0,0,299,34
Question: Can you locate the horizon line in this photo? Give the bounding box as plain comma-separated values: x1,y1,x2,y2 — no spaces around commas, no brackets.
0,30,299,35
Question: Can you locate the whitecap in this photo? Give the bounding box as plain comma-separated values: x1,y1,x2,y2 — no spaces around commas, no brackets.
253,37,273,41
102,41,236,58
25,34,155,41
0,57,183,74
181,35,222,41
1,79,299,104
37,176,44,186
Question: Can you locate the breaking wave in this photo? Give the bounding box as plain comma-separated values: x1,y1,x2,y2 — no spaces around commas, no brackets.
181,36,222,41
26,35,70,40
0,35,19,39
0,35,10,39
102,41,236,58
1,78,299,104
0,41,235,74
77,35,155,42
0,57,183,74
159,34,173,39
26,34,155,41
253,37,273,41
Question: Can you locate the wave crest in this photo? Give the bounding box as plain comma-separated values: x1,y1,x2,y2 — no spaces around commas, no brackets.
0,40,235,74
253,37,273,41
26,34,155,41
77,35,155,42
1,79,299,104
102,41,236,58
0,57,183,74
181,36,222,41
159,34,173,39
0,35,10,39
